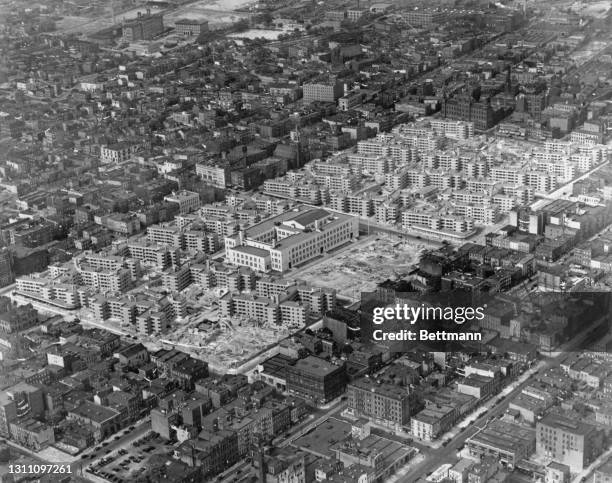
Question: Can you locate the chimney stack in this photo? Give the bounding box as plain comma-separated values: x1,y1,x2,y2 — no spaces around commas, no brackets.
257,446,266,483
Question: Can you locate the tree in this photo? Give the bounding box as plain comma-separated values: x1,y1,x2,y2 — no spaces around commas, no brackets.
234,19,249,32
257,11,273,26
341,344,353,355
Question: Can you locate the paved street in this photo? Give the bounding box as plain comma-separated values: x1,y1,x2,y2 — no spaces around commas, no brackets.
534,160,611,202
399,320,605,481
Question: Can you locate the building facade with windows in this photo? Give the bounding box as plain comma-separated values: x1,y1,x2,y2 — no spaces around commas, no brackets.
225,208,358,273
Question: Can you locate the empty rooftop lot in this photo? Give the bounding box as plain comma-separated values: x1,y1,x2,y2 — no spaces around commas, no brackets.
295,234,425,299
292,417,352,458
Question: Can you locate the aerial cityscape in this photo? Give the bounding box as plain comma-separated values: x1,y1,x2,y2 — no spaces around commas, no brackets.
1,0,612,481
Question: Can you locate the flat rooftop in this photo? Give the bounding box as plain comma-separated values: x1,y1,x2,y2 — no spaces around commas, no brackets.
468,421,535,454
290,355,343,377
231,245,271,258
539,413,595,436
70,401,120,424
293,417,352,458
244,207,353,241
349,378,409,401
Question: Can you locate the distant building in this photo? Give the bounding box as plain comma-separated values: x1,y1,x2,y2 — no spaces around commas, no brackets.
0,298,38,334
325,10,347,21
442,96,504,131
346,9,366,21
164,190,201,214
174,19,208,36
122,10,164,41
0,248,14,287
100,142,139,164
196,164,230,188
401,9,446,27
303,81,343,104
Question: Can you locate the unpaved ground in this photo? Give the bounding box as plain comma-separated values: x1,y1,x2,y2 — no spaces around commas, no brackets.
296,234,425,299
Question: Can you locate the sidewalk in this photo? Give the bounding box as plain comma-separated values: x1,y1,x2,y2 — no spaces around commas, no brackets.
421,362,545,449
572,447,612,483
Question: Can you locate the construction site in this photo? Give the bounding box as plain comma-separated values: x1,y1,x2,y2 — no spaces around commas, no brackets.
77,284,300,374
295,233,426,300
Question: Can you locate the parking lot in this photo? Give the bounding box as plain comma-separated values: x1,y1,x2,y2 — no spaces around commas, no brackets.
84,431,176,483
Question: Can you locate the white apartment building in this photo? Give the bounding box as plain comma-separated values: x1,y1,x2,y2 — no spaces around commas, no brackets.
492,194,517,212
453,203,499,224
465,179,501,194
402,210,475,234
490,167,525,185
534,161,575,181
16,277,80,309
464,161,488,179
427,170,462,190
348,154,392,174
219,292,306,326
385,170,410,191
452,190,487,205
330,193,375,217
313,174,360,193
311,162,352,177
502,184,534,204
525,171,556,193
425,152,462,172
429,119,475,139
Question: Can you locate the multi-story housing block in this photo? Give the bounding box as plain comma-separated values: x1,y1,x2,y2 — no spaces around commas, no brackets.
347,378,411,429
329,193,375,217
453,203,499,224
402,211,475,236
313,173,360,193
537,414,603,473
219,292,306,327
